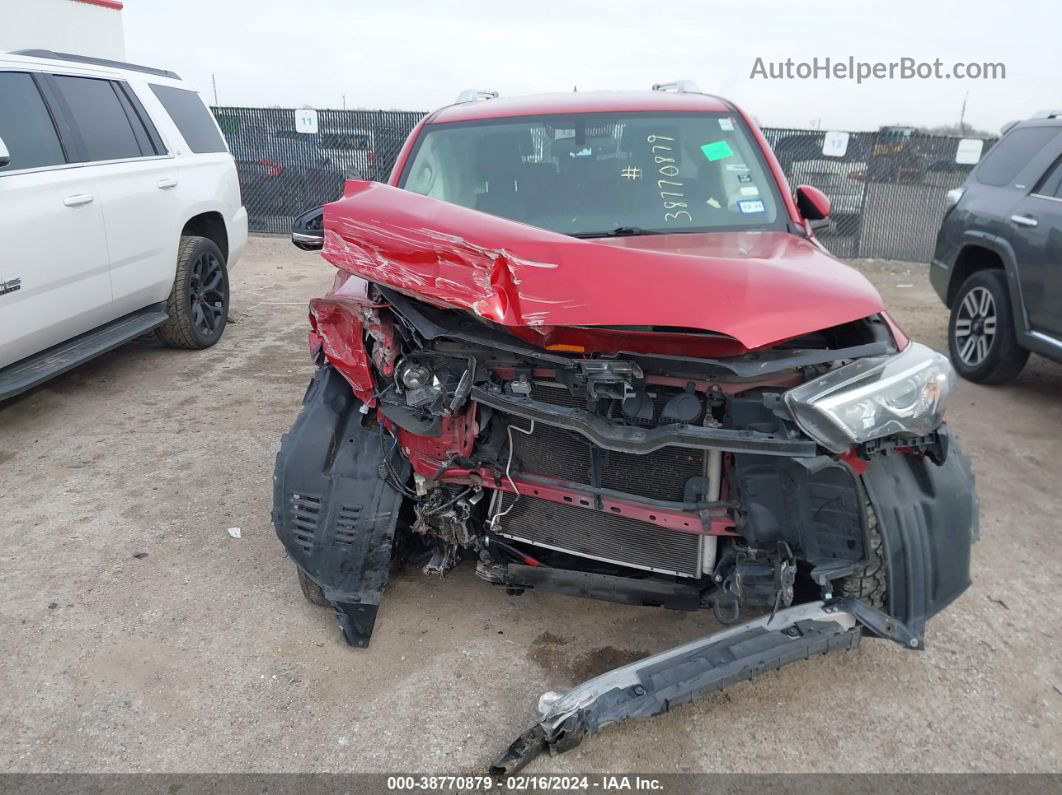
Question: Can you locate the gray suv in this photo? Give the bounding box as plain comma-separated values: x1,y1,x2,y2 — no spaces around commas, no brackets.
931,111,1062,383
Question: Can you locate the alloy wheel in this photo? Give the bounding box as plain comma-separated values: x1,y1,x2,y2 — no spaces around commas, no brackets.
954,285,997,367
188,252,226,337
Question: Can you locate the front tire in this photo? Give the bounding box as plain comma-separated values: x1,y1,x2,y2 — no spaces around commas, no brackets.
296,565,329,607
156,235,230,349
948,270,1028,384
839,500,887,609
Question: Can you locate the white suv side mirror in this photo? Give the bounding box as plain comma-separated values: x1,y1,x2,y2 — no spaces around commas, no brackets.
0,135,10,169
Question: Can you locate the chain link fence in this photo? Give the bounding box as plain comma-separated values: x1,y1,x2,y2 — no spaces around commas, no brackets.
762,127,993,260
212,106,992,262
211,107,422,234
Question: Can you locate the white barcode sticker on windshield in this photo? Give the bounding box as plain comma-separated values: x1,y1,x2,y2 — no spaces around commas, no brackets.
719,117,735,131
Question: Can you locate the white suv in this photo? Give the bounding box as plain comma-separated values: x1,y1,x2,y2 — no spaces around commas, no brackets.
0,49,248,400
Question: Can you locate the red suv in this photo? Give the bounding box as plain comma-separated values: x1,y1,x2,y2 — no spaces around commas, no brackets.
275,85,977,772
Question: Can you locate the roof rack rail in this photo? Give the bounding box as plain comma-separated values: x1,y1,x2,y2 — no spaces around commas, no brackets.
651,80,700,94
1031,109,1062,119
11,49,180,80
455,89,499,104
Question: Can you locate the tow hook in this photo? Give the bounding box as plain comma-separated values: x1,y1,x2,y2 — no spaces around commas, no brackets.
490,598,919,775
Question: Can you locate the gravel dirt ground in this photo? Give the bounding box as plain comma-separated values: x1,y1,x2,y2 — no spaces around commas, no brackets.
1,236,1059,774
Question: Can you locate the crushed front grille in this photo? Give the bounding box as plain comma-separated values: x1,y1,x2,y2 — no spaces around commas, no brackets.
496,493,703,577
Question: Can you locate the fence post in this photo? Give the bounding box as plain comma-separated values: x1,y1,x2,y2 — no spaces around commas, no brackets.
851,131,876,259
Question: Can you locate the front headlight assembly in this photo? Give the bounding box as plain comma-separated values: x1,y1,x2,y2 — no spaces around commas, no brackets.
784,342,955,453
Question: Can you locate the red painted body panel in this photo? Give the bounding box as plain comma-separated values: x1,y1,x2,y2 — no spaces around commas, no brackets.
396,412,478,475
321,181,885,351
461,468,738,537
308,297,375,402
428,91,733,124
403,458,738,537
308,273,398,404
881,311,910,350
74,0,124,9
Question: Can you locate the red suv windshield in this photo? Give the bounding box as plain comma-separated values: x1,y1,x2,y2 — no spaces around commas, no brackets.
399,112,784,237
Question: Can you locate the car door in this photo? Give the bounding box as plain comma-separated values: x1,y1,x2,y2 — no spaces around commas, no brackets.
1008,147,1062,337
46,73,180,316
0,70,112,370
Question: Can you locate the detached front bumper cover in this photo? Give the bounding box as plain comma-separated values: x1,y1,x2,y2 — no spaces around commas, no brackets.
491,598,917,775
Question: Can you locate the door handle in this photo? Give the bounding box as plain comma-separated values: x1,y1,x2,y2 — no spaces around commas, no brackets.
63,193,94,207
156,178,178,189
1011,214,1038,228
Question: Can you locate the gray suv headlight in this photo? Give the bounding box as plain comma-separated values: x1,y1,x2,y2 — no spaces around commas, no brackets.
783,342,955,453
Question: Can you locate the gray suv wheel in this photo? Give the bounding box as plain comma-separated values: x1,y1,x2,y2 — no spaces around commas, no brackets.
948,270,1029,383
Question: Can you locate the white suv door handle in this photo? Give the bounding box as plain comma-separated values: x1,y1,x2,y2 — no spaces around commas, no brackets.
63,193,95,207
1011,214,1038,228
157,178,178,189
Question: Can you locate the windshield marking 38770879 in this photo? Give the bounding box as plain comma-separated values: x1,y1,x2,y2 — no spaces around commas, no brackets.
399,112,785,237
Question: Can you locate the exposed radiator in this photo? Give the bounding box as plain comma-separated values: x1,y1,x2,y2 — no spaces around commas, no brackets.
510,422,705,502
495,493,703,578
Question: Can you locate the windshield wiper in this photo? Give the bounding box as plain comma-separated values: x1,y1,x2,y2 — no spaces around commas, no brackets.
570,226,664,239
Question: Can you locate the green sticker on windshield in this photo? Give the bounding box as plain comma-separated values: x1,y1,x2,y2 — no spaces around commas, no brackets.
700,140,734,161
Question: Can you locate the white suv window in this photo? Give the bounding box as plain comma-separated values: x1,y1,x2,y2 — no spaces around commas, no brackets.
149,84,227,154
52,75,149,162
0,72,66,171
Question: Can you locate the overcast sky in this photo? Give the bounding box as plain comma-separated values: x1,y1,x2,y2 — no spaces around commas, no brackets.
124,0,1059,134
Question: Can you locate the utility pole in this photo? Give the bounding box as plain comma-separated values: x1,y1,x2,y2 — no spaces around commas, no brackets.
212,74,219,106
959,92,969,136
342,93,347,110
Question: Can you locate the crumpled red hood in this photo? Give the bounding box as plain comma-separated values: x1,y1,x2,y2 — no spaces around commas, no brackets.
321,181,885,350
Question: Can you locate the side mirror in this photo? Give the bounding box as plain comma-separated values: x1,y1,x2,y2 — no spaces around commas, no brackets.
0,135,10,169
795,185,831,231
291,205,325,251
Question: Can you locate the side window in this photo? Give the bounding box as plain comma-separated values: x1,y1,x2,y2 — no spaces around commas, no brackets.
149,84,227,154
1033,157,1062,199
52,75,146,162
0,72,66,172
976,127,1059,187
114,83,165,156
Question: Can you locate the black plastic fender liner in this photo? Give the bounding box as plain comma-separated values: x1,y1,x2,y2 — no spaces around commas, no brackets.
861,435,978,640
272,365,410,647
